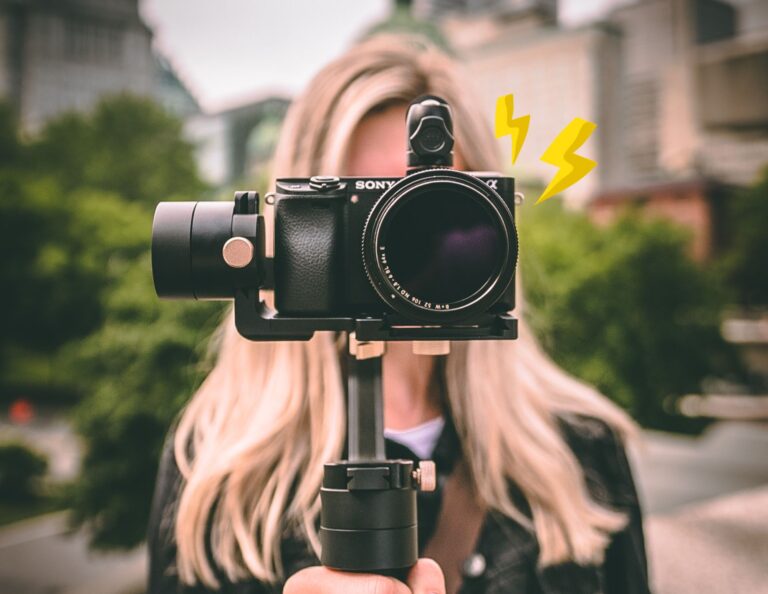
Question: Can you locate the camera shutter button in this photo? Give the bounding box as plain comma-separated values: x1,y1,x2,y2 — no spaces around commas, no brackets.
309,175,341,191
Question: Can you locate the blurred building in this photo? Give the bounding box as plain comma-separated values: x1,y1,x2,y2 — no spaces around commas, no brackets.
592,0,768,261
414,0,621,206
185,96,289,187
154,52,199,119
0,0,198,130
0,0,282,188
411,0,768,260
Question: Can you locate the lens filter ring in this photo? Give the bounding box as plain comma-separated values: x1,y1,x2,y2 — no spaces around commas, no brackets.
362,169,517,324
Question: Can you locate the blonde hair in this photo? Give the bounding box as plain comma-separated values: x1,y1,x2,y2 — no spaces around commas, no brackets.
172,34,636,588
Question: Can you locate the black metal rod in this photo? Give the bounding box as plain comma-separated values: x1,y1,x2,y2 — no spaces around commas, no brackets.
346,346,385,461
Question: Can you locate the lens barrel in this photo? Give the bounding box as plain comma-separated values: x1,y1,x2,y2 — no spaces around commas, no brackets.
152,202,197,298
362,169,517,323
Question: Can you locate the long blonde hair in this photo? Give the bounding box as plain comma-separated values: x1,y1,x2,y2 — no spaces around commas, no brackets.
172,34,636,588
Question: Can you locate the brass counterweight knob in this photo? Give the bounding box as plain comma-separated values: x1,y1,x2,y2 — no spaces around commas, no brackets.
413,460,437,492
222,236,254,268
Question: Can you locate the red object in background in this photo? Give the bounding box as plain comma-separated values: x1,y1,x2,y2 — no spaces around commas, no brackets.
9,398,35,424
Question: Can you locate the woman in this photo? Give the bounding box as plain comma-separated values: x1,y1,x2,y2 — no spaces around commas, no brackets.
148,34,651,594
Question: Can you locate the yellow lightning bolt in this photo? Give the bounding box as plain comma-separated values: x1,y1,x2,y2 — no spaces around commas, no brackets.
537,118,597,204
495,94,529,164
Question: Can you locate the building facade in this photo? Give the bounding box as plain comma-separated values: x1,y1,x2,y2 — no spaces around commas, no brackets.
0,0,198,131
422,0,768,258
184,96,289,187
591,0,768,260
431,0,623,206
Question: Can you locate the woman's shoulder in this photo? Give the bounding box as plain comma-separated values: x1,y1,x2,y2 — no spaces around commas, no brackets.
147,425,186,592
555,412,640,509
149,423,184,535
555,411,629,459
555,414,652,593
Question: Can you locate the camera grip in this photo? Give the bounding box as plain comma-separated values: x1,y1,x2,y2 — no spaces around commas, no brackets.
274,198,343,314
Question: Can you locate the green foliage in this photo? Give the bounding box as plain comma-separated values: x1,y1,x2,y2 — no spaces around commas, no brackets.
0,95,207,395
28,94,205,206
0,95,223,547
0,103,22,166
0,177,149,359
0,494,64,526
68,269,223,547
0,442,48,503
715,167,768,307
519,198,738,429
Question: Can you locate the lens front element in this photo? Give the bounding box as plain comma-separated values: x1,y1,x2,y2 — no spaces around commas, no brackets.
386,187,502,304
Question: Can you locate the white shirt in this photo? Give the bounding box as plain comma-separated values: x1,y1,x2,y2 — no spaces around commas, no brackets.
384,415,445,459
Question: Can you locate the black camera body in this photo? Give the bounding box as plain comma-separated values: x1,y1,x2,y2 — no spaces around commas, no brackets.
152,96,520,341
274,170,517,324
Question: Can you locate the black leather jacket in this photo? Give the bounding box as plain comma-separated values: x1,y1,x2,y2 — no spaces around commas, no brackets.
147,413,652,594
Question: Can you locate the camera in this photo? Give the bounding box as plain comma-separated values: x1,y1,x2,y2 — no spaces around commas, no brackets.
152,96,519,342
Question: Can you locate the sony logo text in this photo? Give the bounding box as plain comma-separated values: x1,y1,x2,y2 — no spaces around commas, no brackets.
355,180,396,190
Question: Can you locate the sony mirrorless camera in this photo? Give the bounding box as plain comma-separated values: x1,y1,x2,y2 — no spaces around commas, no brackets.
152,96,519,341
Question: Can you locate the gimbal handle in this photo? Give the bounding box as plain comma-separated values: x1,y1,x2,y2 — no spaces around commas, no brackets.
319,334,437,581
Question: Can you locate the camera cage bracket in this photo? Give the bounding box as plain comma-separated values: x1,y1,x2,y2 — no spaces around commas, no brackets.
233,289,518,342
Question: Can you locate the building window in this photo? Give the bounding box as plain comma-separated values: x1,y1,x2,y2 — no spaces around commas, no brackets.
63,19,124,65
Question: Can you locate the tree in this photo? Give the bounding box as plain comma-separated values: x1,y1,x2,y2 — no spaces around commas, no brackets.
0,95,208,396
0,94,224,547
716,167,768,308
0,442,48,503
28,94,205,207
68,255,223,547
0,178,149,359
518,198,739,429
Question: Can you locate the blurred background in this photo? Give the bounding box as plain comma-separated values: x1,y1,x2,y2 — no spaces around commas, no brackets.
0,0,766,592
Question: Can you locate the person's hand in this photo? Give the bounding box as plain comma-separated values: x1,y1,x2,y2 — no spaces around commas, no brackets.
284,559,446,594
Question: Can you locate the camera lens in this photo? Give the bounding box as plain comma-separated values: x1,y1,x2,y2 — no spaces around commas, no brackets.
385,188,502,304
362,170,516,323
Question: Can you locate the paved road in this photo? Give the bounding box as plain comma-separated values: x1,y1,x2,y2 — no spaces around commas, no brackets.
647,486,768,594
0,512,145,594
634,422,768,593
0,421,766,594
630,421,768,513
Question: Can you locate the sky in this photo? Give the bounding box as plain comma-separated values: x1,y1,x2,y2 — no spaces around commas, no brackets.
140,0,629,113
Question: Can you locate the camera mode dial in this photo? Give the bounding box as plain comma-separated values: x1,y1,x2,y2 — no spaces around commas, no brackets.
309,176,341,191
